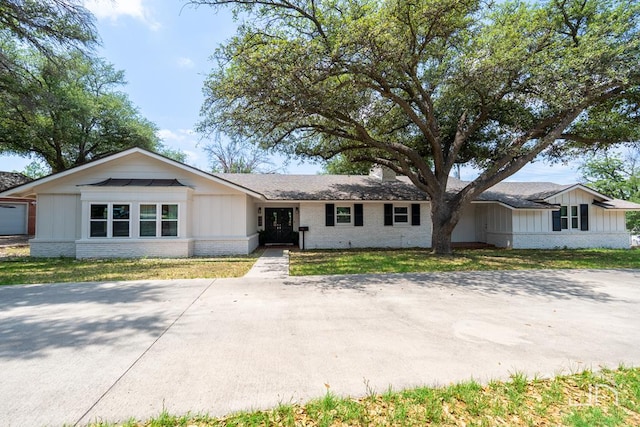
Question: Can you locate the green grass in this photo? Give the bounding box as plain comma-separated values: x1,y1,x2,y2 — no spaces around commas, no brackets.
88,366,640,426
290,248,640,276
0,249,262,285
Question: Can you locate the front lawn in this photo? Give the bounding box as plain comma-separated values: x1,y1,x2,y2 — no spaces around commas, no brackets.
0,249,262,285
91,366,640,426
290,248,640,276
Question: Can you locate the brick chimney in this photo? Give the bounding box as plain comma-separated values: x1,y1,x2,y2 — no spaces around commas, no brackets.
369,165,396,181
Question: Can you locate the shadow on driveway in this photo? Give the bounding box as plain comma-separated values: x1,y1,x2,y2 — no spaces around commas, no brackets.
284,269,640,303
0,280,208,360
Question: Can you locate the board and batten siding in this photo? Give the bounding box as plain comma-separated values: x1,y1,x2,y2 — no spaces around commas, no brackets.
30,194,81,257
452,204,476,242
191,193,258,256
298,201,432,249
511,189,630,249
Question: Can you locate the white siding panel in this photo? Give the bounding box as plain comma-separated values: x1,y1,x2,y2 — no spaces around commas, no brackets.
33,152,246,196
36,194,80,240
452,205,476,242
192,194,247,237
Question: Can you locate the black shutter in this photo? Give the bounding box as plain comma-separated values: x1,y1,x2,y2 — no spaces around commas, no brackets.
354,203,364,226
325,203,335,226
552,210,561,231
411,204,420,226
384,203,393,226
580,204,589,231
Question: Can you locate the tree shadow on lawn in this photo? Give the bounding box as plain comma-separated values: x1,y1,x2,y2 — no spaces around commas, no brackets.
284,269,640,303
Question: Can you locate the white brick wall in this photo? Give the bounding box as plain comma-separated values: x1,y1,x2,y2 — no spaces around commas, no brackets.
299,202,431,249
193,233,259,256
513,232,631,249
76,239,193,258
30,240,76,257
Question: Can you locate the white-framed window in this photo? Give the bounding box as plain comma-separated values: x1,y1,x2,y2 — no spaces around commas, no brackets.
394,206,409,224
336,206,352,224
554,204,589,232
571,206,579,229
560,205,569,230
89,203,130,238
139,204,178,237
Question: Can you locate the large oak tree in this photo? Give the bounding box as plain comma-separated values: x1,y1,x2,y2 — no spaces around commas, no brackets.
192,0,640,253
0,48,160,172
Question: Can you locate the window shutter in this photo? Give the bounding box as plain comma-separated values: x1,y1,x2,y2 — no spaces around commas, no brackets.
552,210,561,231
325,203,335,226
354,203,364,227
580,204,589,231
411,204,420,226
384,204,393,226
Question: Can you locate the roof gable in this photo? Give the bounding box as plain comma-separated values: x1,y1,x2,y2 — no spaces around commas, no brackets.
0,148,264,199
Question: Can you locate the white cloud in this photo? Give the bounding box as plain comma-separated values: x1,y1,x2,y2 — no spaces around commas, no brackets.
177,57,195,69
157,129,205,169
84,0,161,30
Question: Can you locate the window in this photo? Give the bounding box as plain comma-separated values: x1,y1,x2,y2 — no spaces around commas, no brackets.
560,206,569,229
571,206,579,229
139,204,178,237
139,204,157,237
553,204,589,232
161,204,178,236
90,204,108,237
336,206,352,224
89,203,130,238
112,204,130,237
394,206,409,223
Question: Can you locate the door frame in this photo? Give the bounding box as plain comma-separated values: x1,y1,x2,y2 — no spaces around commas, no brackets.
263,207,294,244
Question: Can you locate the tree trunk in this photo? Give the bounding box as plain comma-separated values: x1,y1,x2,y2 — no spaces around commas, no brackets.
430,197,461,255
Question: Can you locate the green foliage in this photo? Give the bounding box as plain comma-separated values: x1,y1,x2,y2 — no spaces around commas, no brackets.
86,367,640,426
194,0,640,253
322,154,371,175
0,45,160,172
19,160,51,179
156,144,188,163
0,1,96,54
580,151,640,232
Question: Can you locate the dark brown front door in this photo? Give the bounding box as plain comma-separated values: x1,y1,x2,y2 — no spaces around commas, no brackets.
264,208,294,244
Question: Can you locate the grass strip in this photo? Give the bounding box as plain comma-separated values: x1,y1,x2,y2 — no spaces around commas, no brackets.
290,248,640,276
0,248,262,285
89,366,640,426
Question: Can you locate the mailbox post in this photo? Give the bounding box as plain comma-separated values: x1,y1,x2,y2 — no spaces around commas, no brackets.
298,226,309,250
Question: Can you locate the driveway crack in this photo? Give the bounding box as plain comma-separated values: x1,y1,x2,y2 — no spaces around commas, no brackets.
74,279,218,426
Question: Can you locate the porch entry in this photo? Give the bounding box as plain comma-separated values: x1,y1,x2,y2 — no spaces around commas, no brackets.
264,208,294,244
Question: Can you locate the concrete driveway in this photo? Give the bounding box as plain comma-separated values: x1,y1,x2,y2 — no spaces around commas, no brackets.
1,270,639,426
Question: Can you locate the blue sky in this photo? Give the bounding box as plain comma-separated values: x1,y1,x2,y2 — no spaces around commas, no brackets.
0,0,582,183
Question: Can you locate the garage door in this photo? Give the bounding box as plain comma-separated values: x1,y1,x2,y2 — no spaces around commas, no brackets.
0,203,27,235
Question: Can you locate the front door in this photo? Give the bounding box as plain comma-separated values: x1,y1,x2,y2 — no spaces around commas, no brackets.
264,208,294,244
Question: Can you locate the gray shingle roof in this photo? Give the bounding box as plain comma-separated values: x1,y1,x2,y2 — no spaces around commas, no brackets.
215,173,429,201
474,181,574,209
0,172,31,192
215,173,640,210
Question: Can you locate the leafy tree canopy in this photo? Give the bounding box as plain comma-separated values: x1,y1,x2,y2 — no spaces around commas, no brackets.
322,154,371,175
0,44,160,172
193,0,640,253
580,150,640,232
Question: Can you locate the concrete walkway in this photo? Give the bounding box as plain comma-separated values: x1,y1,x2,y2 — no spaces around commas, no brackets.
244,247,290,279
